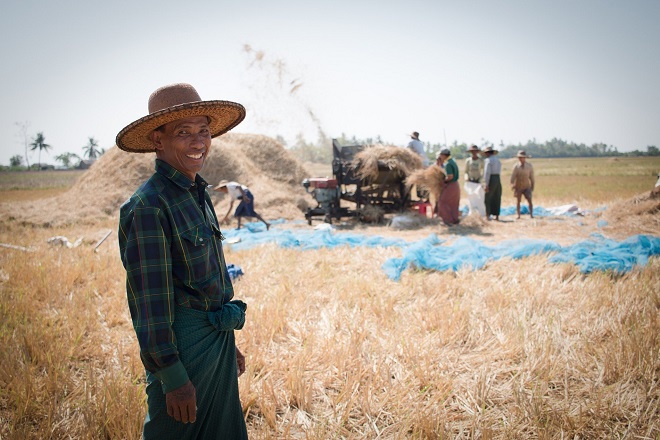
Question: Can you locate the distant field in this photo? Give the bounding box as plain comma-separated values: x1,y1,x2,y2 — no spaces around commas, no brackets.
0,170,85,191
473,156,659,204
0,170,85,203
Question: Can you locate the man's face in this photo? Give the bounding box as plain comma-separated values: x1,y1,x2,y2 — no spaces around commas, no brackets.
152,116,211,180
518,156,526,165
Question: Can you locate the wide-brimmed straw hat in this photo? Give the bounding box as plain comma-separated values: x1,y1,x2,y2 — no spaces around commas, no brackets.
516,150,530,158
468,144,480,152
482,146,498,155
116,83,246,153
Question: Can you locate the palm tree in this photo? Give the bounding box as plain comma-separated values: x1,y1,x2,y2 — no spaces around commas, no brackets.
82,137,101,160
30,132,52,169
55,152,80,168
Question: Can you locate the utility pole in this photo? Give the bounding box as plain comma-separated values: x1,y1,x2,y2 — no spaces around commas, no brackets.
15,121,31,169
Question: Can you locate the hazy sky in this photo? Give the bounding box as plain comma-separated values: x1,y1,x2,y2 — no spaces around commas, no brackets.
1,0,659,166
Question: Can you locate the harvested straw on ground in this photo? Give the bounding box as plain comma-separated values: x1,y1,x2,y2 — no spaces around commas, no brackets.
351,144,423,182
602,191,660,236
405,165,446,203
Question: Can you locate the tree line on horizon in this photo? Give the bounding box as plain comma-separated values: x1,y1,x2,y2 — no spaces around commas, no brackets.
288,134,659,164
5,131,657,170
6,126,105,170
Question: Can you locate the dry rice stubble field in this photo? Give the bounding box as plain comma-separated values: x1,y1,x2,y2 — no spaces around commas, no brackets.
0,156,659,439
230,243,659,438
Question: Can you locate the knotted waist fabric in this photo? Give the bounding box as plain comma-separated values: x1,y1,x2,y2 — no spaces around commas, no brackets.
207,299,247,331
143,302,249,439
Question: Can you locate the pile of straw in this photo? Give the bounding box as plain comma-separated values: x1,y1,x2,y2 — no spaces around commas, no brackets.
351,144,423,182
603,191,660,236
0,133,314,227
405,165,446,202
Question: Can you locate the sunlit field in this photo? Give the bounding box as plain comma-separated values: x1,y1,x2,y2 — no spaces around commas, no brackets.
0,170,85,190
1,156,658,439
0,170,85,202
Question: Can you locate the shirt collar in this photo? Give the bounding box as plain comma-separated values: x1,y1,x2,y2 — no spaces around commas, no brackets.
155,159,209,190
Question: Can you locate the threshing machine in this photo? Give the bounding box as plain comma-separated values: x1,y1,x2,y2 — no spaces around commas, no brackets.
302,139,415,224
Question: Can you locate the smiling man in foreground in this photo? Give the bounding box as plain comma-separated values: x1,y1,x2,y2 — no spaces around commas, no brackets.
116,83,249,439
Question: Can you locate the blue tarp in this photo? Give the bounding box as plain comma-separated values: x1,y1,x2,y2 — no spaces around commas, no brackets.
221,215,659,281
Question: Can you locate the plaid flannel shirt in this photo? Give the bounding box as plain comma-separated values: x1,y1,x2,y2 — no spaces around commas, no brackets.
118,159,234,392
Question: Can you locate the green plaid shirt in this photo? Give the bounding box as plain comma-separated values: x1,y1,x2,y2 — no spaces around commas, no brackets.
118,159,234,392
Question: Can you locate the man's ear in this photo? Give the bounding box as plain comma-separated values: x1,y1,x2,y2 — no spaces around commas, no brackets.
151,130,164,152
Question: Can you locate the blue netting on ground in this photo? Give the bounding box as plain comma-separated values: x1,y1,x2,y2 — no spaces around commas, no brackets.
221,215,659,281
381,237,563,280
383,234,660,280
224,219,407,252
548,234,660,274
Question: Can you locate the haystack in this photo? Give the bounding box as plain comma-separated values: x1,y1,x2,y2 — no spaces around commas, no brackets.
351,145,423,182
0,133,314,227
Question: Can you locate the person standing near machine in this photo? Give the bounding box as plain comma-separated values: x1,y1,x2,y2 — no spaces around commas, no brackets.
482,146,502,221
407,131,429,167
435,148,460,225
464,144,485,217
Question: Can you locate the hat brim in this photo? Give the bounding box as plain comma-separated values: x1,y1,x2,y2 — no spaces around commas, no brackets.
116,100,246,153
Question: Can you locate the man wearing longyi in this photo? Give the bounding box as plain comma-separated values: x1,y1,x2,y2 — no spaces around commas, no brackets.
117,83,249,439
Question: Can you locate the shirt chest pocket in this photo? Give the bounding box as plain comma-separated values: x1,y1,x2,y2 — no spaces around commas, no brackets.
175,225,219,283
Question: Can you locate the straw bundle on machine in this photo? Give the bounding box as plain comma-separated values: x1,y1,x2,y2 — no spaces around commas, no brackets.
405,164,446,203
351,144,423,182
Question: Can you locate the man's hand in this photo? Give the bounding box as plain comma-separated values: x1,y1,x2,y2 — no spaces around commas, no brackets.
484,186,489,193
236,346,246,377
166,381,196,423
